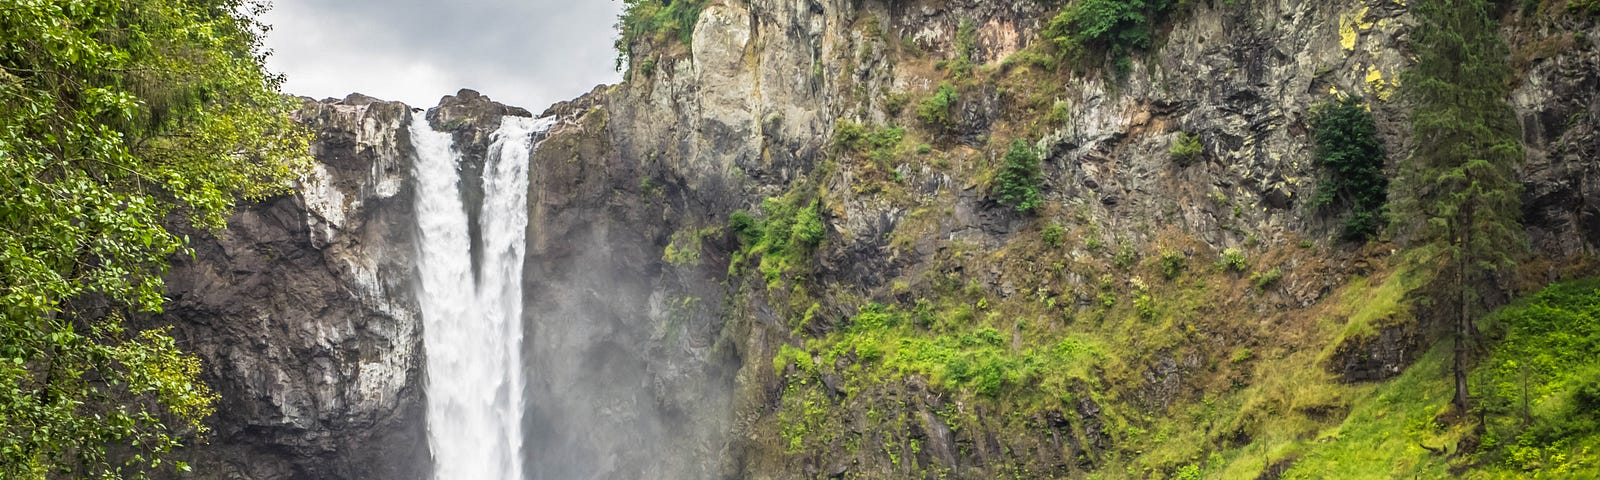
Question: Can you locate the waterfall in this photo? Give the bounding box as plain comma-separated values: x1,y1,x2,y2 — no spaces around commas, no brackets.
411,113,553,480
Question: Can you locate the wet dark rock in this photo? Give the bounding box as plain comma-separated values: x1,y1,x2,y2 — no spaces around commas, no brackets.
1327,318,1426,383
1077,397,1109,455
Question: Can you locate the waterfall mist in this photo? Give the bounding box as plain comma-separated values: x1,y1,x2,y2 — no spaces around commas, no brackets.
516,126,739,480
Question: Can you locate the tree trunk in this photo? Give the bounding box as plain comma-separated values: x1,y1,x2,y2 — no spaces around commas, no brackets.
1453,215,1472,412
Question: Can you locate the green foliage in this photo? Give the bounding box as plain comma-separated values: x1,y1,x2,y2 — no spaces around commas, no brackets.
1113,243,1138,270
1573,0,1600,15
834,120,905,164
1002,49,1060,72
1310,95,1389,240
1042,224,1066,248
948,19,978,79
774,343,816,375
663,226,719,267
1399,0,1526,277
885,92,911,116
917,82,960,132
1284,280,1600,478
1174,464,1203,480
1159,251,1187,280
792,204,827,248
1042,0,1177,63
614,0,710,73
1218,248,1248,273
0,0,309,477
1134,291,1158,321
1251,267,1283,291
833,119,868,150
731,194,827,288
991,140,1044,213
1278,347,1463,479
805,303,1103,398
1169,131,1204,165
1475,278,1600,473
1048,100,1073,127
729,210,762,245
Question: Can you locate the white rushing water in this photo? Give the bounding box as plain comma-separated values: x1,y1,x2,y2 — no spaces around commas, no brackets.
412,114,553,480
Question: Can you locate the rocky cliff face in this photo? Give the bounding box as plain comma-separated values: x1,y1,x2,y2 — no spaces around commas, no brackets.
518,96,739,479
151,0,1599,478
152,95,430,479
556,0,1600,477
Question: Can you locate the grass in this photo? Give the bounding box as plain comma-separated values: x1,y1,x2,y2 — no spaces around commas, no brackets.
1325,259,1434,354
758,193,1600,478
1278,346,1463,479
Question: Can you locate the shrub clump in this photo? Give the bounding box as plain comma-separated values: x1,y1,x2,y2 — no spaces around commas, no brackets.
1042,223,1066,248
1042,0,1178,64
1251,267,1283,291
1159,251,1186,280
1573,0,1600,15
729,195,828,287
992,140,1044,213
614,0,710,71
1218,248,1248,273
1169,131,1203,165
918,82,960,132
834,120,905,164
1309,95,1389,240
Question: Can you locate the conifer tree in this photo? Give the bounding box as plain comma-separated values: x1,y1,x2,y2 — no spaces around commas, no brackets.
1398,0,1527,411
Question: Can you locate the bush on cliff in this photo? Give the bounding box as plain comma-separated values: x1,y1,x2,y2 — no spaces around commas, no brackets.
1310,95,1389,241
615,0,711,73
992,140,1044,213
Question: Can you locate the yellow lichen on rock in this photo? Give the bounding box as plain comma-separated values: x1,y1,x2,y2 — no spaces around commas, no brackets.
1365,65,1399,101
1341,7,1375,52
1340,15,1359,51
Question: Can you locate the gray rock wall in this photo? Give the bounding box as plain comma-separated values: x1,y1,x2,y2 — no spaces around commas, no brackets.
154,95,430,480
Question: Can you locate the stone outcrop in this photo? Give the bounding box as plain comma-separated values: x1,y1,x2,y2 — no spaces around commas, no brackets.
1511,14,1600,262
150,94,429,480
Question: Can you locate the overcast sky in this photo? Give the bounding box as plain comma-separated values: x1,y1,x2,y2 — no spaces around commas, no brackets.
261,0,623,111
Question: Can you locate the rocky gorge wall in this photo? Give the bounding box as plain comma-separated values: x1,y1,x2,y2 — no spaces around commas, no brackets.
151,95,429,479
144,0,1600,479
576,0,1600,477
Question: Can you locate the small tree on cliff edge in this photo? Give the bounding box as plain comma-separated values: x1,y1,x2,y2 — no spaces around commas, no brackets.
993,140,1044,213
1398,0,1527,412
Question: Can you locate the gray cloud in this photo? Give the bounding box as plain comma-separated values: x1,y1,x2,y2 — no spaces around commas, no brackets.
262,0,623,111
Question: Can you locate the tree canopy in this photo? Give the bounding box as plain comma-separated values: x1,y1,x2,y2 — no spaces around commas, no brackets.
0,0,309,477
